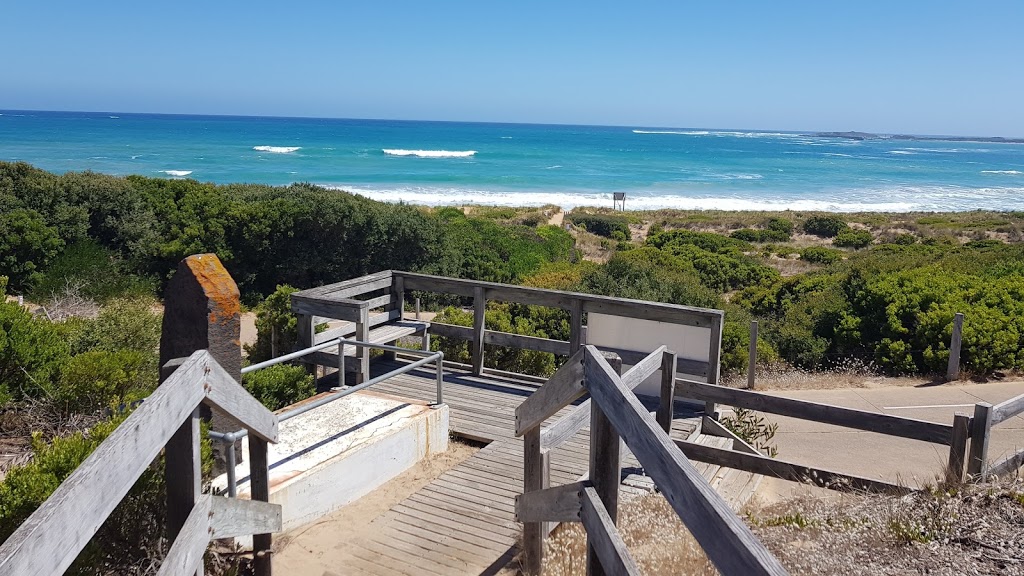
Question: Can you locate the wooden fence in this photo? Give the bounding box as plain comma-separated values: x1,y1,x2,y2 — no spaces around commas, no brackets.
0,350,282,576
976,390,1024,477
291,269,725,386
514,346,789,576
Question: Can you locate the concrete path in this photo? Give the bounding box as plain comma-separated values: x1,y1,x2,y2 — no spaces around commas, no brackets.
753,380,1024,487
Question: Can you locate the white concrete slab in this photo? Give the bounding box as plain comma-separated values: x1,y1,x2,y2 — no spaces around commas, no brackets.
213,389,448,532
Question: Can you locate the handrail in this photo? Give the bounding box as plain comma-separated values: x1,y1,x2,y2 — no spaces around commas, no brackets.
991,392,1024,426
0,350,281,576
213,337,444,497
514,346,787,575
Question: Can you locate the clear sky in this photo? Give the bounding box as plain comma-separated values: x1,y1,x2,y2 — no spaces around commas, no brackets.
2,1,1022,136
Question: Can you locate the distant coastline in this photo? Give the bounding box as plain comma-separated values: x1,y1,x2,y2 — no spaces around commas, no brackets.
810,131,1024,144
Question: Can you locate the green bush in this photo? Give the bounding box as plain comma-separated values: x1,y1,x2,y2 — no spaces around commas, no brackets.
800,246,842,265
28,240,154,303
431,304,562,377
0,299,69,404
0,208,64,292
245,285,300,364
834,228,873,249
889,233,918,245
65,298,161,357
57,350,152,413
730,228,790,243
567,213,630,238
242,364,316,411
802,215,847,238
764,218,794,236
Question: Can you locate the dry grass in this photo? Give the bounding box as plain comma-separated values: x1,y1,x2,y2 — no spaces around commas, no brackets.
538,493,717,575
721,359,936,391
750,479,1024,575
571,229,615,263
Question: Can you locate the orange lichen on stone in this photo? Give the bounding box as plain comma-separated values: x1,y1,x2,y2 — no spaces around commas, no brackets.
184,254,240,325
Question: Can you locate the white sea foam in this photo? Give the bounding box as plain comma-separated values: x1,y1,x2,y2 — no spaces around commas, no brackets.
633,130,710,135
161,170,193,177
823,152,854,158
382,149,477,158
317,184,1021,213
545,165,562,169
981,170,1023,175
109,116,119,119
253,145,301,153
889,150,916,155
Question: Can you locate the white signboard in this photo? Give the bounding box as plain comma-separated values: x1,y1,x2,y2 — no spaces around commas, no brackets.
586,313,714,396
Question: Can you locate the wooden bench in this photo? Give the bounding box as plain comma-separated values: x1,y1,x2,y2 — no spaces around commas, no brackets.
291,271,429,383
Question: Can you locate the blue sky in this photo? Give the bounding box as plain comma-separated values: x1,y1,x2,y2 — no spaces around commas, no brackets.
2,1,1022,135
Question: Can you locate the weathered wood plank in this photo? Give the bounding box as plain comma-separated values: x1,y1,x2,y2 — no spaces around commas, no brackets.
249,437,272,576
676,379,953,445
967,402,993,477
674,438,913,495
989,447,1024,478
515,348,587,435
946,413,970,484
598,346,710,378
701,416,760,455
583,347,789,576
516,481,586,523
157,495,211,576
209,496,282,539
570,298,584,355
203,357,279,442
657,350,677,434
472,286,486,375
290,295,368,321
296,270,393,298
946,312,964,381
540,346,666,451
0,351,209,576
580,487,641,576
992,393,1024,425
522,426,549,575
485,330,570,355
588,353,622,576
363,294,393,310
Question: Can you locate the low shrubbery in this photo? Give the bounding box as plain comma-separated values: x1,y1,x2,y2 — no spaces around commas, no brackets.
566,213,630,239
833,228,873,249
242,364,316,411
800,246,843,265
802,215,847,238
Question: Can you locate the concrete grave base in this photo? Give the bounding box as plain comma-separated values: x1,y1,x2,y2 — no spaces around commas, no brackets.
212,389,449,535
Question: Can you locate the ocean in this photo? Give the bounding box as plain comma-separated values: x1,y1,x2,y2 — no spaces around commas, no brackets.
2,110,1023,212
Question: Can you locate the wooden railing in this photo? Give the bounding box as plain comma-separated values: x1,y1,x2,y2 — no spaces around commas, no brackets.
292,270,725,387
514,346,788,576
0,350,282,576
978,391,1024,477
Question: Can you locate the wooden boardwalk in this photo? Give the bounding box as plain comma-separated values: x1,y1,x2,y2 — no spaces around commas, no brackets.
292,360,758,576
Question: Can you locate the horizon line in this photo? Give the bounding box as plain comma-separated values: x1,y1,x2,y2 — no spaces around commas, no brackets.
1,108,1020,141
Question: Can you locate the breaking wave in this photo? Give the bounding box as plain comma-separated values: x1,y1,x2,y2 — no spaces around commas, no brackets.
253,146,301,153
382,149,477,158
161,170,193,177
982,170,1023,175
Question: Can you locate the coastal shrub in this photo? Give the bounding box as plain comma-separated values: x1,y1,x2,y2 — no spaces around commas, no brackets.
245,285,300,364
28,240,155,303
242,364,316,411
430,304,560,376
646,229,751,255
567,213,630,239
802,215,847,238
0,298,69,405
889,233,918,245
834,228,873,249
800,246,842,265
0,413,214,572
56,349,152,413
576,248,719,308
66,298,161,357
720,313,778,373
721,408,778,457
764,217,794,236
0,208,64,291
730,228,790,243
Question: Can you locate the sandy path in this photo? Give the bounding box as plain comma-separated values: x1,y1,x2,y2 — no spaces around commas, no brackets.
548,210,565,226
273,440,480,575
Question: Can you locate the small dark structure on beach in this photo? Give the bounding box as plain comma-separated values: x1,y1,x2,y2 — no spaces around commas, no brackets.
613,192,626,210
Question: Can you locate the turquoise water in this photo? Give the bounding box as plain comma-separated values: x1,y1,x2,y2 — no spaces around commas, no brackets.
2,110,1023,211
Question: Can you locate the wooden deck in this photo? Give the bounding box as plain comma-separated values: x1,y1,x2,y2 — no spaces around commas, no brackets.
294,360,758,575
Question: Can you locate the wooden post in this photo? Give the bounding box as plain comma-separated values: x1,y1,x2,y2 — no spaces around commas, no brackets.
705,316,724,418
569,299,584,356
415,297,421,320
250,437,273,576
356,307,370,383
522,427,550,575
587,353,622,576
946,412,970,484
386,275,405,361
159,253,243,470
472,286,486,375
967,402,993,478
656,351,677,434
947,313,964,381
166,405,203,576
747,320,758,390
296,313,315,375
